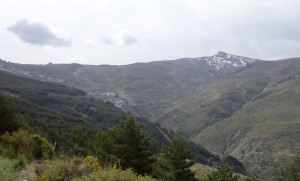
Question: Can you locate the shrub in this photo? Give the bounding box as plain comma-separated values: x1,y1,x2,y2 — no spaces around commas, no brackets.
0,130,54,159
74,167,157,181
35,156,101,181
83,155,100,170
34,160,68,181
1,130,32,158
30,134,54,159
33,156,157,181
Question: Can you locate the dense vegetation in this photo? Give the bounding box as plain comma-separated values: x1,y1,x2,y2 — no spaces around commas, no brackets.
0,70,171,153
0,93,198,180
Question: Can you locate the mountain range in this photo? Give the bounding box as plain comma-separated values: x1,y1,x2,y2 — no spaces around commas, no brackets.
1,52,299,179
0,51,258,121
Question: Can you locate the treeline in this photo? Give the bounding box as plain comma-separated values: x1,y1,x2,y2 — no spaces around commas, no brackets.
0,90,170,153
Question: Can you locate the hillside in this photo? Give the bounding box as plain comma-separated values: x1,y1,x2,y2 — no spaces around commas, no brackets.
0,70,223,166
0,52,259,121
2,54,299,179
161,58,300,179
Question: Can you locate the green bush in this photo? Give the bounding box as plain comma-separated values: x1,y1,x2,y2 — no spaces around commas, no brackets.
30,134,54,159
33,156,156,181
0,130,54,159
74,167,156,181
34,159,68,181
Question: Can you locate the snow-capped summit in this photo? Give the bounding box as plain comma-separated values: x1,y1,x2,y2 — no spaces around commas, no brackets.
197,51,259,71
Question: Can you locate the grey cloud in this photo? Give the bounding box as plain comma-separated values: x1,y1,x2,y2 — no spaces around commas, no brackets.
7,19,72,47
100,32,138,46
100,35,115,45
119,33,138,46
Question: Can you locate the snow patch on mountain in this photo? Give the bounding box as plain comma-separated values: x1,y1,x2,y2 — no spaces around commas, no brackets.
197,51,258,70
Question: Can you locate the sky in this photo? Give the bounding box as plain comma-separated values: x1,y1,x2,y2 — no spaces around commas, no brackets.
0,0,300,65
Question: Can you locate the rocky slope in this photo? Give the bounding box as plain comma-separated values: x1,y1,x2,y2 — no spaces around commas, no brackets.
160,58,300,179
0,52,259,121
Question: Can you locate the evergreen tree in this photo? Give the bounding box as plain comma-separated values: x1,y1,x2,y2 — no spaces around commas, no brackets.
206,161,240,181
89,116,154,175
69,125,88,155
89,128,119,165
0,94,18,134
153,136,196,181
277,156,300,181
115,116,154,175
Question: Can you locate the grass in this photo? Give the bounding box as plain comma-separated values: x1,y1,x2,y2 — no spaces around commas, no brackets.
0,156,15,178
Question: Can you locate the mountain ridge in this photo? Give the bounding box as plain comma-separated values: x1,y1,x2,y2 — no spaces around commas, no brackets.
0,52,259,121
160,58,300,179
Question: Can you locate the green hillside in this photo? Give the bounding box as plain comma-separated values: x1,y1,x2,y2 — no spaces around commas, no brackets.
0,70,222,165
159,73,270,134
161,59,300,179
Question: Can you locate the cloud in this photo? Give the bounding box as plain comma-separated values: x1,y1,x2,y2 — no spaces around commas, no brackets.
7,19,72,47
118,32,138,46
1,0,300,64
100,31,138,46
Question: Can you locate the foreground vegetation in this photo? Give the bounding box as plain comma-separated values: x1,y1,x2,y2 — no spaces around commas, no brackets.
0,155,156,181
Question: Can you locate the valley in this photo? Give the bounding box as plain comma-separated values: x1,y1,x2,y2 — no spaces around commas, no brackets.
1,52,300,180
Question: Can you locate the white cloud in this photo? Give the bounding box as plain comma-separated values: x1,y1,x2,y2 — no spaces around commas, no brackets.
7,19,72,47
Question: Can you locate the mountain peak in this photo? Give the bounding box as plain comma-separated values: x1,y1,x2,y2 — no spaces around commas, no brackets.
196,52,258,71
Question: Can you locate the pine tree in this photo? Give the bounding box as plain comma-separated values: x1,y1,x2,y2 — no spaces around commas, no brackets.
115,116,154,175
89,128,119,165
0,94,18,134
153,136,196,181
69,125,88,155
